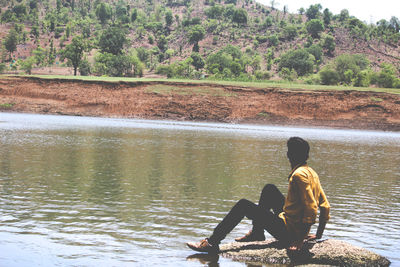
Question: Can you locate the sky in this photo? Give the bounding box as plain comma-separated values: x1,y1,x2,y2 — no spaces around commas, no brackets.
257,0,400,23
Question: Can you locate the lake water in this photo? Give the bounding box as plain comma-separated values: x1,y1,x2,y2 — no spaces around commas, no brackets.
0,112,399,266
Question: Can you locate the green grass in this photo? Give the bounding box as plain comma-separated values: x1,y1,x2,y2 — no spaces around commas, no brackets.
2,74,400,95
0,103,15,109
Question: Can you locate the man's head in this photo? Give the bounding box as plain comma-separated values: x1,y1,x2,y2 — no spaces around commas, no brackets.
287,137,310,167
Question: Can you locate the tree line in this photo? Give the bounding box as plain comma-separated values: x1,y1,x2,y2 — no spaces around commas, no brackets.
0,0,399,88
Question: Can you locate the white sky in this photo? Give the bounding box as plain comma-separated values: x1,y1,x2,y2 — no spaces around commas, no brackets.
256,0,400,23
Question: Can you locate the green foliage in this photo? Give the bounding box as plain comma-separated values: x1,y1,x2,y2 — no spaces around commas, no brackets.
206,45,244,77
94,50,143,77
279,67,297,81
232,8,248,26
131,8,138,23
190,52,205,70
322,8,332,26
334,54,369,83
136,47,150,64
157,35,168,52
79,58,91,76
305,4,322,20
20,56,36,74
188,25,205,50
282,24,298,40
95,2,112,25
306,44,323,63
98,27,127,55
205,5,224,19
0,63,6,74
61,36,86,76
4,29,18,56
339,9,349,22
33,46,46,67
165,9,173,27
255,70,271,80
306,19,324,38
279,49,315,76
353,70,371,87
371,63,400,88
156,58,194,78
322,34,335,56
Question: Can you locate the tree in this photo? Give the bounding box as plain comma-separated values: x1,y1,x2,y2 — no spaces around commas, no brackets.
319,67,339,85
232,8,248,26
339,9,349,22
98,27,127,55
188,25,205,51
165,9,173,27
305,4,322,20
306,19,324,38
33,46,46,66
4,29,18,58
323,8,332,26
389,16,400,32
95,2,112,25
322,34,335,56
62,36,85,76
205,5,224,19
190,52,205,70
157,35,168,52
131,8,138,23
279,49,315,76
334,54,369,83
20,56,36,74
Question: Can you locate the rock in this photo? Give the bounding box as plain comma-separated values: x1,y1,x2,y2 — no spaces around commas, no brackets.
219,239,391,266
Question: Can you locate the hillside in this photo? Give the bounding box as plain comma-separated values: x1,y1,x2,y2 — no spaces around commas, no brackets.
1,0,399,88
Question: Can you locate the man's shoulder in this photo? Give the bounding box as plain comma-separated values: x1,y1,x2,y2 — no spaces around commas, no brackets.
292,165,318,181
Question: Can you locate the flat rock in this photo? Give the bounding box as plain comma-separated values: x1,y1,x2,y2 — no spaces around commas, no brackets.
219,239,391,266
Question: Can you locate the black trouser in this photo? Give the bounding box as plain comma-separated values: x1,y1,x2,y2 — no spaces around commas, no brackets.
208,184,289,245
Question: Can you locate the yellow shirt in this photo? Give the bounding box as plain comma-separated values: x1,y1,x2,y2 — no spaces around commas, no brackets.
279,164,330,240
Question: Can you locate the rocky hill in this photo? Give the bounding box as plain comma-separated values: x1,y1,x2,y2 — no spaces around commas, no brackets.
1,0,399,87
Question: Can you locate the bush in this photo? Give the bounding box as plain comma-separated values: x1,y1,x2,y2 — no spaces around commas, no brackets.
20,56,36,74
279,49,315,76
319,67,339,85
303,74,321,85
306,19,325,38
0,63,6,74
353,70,370,87
255,70,271,80
334,54,369,83
79,59,91,76
279,67,298,81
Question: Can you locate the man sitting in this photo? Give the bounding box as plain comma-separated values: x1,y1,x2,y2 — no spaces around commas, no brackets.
187,137,330,253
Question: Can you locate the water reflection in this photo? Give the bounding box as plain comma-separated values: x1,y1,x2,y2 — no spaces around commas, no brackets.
0,113,399,266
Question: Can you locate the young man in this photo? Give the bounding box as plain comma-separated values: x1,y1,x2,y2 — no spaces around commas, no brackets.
187,137,330,253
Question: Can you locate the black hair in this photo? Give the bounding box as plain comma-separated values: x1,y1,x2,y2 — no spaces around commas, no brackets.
287,137,310,164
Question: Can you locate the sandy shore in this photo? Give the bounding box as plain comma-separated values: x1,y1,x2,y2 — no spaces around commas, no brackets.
1,76,399,131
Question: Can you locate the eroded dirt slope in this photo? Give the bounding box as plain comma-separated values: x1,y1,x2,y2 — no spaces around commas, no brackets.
1,77,399,131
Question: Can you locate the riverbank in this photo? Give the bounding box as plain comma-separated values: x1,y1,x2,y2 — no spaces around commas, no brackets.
1,76,399,131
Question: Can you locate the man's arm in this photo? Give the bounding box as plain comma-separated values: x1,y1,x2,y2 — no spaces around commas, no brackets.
308,204,330,240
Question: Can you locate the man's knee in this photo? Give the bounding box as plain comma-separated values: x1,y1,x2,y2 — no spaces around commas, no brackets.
235,199,254,210
262,184,278,194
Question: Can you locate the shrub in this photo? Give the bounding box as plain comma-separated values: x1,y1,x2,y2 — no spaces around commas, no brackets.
0,63,6,74
306,19,325,38
279,67,298,81
353,70,370,87
319,67,339,85
255,70,271,80
279,49,314,76
79,59,91,76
